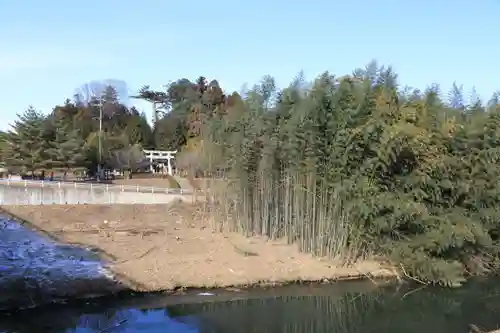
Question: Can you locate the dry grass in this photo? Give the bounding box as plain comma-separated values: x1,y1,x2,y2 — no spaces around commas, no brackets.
1,202,395,292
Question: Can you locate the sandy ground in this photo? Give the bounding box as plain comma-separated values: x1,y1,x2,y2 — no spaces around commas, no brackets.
1,202,395,292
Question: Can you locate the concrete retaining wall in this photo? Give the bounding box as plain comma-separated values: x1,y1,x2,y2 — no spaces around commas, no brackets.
0,185,189,205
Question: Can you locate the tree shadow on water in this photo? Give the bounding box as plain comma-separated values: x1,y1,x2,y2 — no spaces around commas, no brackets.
0,279,499,333
0,304,130,333
0,301,202,333
166,279,500,333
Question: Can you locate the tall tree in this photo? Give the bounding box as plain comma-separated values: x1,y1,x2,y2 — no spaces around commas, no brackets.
448,82,465,110
124,112,154,148
48,117,87,179
133,85,169,125
487,91,500,112
467,86,484,115
4,107,54,175
0,130,7,166
153,113,186,151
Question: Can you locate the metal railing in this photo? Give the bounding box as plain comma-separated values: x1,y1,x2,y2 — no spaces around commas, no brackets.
0,179,202,205
0,179,195,194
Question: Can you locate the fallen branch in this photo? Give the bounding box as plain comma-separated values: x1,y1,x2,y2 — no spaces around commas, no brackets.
399,264,429,285
99,319,127,333
113,245,160,264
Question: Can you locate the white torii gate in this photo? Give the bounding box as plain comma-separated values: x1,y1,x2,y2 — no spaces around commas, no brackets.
143,150,177,176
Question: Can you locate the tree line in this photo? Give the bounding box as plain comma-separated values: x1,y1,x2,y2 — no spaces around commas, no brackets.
2,61,500,285
0,78,226,177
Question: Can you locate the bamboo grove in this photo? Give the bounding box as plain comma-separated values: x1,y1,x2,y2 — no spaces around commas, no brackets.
2,61,500,285
196,63,500,287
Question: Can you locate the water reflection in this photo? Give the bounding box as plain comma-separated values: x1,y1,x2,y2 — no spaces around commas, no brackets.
0,217,116,310
0,307,200,333
0,279,499,333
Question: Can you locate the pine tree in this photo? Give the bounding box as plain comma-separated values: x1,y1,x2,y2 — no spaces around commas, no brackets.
4,107,54,175
448,82,465,110
49,117,87,179
467,87,484,116
125,113,154,148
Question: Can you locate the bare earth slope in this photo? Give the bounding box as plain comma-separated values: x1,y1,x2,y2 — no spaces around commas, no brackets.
1,203,394,291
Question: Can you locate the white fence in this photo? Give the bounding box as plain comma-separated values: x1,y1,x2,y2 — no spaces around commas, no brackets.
0,180,197,205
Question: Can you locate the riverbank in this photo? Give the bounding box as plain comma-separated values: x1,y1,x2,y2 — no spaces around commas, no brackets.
0,202,396,293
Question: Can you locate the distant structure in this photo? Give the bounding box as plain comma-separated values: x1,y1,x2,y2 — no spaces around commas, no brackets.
143,150,177,176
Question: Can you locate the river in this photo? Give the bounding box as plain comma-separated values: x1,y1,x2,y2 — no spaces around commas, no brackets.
0,216,119,310
0,278,499,332
1,216,499,332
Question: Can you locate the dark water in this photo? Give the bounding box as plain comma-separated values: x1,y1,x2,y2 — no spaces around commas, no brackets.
1,216,499,332
0,278,499,333
0,217,117,310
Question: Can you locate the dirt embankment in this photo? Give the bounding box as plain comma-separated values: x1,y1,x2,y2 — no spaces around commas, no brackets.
1,203,395,292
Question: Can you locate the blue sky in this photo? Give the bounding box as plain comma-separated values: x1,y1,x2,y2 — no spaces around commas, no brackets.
1,0,499,130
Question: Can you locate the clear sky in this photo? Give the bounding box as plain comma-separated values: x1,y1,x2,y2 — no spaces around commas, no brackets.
1,0,499,130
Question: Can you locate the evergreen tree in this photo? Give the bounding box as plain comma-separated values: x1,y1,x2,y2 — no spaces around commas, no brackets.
124,113,154,148
48,117,87,178
448,82,465,110
101,85,119,104
4,107,54,175
487,91,500,112
0,131,7,166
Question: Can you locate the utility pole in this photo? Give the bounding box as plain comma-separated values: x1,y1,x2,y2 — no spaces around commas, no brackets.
97,98,103,181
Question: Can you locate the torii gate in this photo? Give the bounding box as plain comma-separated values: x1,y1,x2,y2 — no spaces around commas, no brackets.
143,150,177,176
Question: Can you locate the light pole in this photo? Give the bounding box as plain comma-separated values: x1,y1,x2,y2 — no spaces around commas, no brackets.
94,98,104,181
98,98,104,180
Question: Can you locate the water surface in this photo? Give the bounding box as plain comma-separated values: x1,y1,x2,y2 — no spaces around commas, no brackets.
1,278,499,333
1,214,499,332
0,216,116,309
